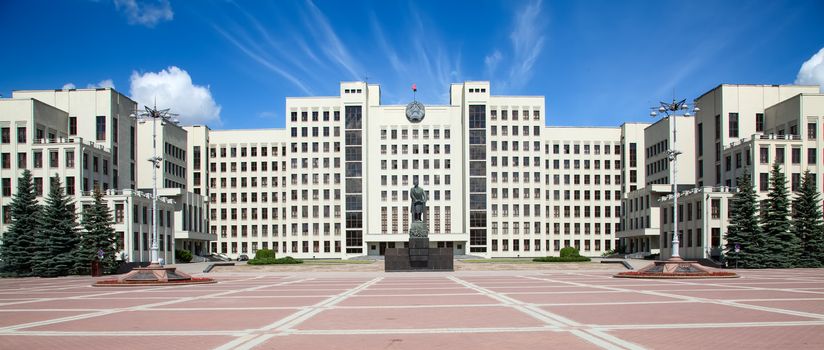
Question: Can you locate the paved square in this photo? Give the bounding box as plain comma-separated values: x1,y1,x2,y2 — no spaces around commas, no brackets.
0,268,822,349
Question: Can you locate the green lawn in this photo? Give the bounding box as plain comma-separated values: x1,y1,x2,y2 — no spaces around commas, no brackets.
301,259,375,265
460,258,540,264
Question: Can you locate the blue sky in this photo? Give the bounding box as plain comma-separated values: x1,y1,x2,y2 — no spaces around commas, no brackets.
1,0,823,129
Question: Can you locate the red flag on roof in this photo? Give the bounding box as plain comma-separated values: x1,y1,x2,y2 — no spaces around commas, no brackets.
412,84,417,92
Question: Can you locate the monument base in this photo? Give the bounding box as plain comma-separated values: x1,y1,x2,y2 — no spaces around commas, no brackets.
614,258,738,279
92,263,217,286
385,237,453,271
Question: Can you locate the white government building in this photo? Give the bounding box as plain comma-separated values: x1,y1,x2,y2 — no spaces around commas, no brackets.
1,82,822,261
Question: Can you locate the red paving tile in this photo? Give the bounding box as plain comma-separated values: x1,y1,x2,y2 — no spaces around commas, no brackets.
664,289,823,300
739,299,824,315
0,335,235,350
0,269,823,350
255,331,602,350
356,287,474,296
160,296,328,308
545,301,814,325
0,311,91,328
297,306,544,330
338,294,499,306
612,325,824,350
26,309,296,332
508,291,681,304
0,298,157,310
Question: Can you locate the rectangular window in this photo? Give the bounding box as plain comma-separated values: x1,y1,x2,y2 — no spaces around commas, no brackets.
0,128,9,143
697,123,703,156
808,122,817,140
16,127,26,143
96,116,106,140
1,178,10,197
728,113,739,138
69,117,78,135
760,173,769,192
755,113,764,132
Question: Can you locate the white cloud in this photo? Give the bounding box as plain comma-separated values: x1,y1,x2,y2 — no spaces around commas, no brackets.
86,79,115,89
795,47,824,92
484,50,503,76
129,66,221,126
62,83,76,90
303,0,361,80
114,0,173,28
507,0,545,88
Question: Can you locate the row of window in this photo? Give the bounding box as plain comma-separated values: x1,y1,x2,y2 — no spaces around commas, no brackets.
289,110,341,123
217,240,343,255
0,150,106,173
210,145,288,158
490,239,615,253
380,128,452,140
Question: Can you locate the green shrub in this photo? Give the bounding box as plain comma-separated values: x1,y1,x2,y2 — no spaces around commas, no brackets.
247,256,303,265
175,249,192,263
532,256,591,263
253,249,276,260
559,247,581,258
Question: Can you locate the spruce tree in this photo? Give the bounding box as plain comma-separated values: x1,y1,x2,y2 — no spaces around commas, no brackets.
724,172,764,268
761,163,800,268
76,188,120,274
0,170,41,276
792,171,824,267
32,176,79,277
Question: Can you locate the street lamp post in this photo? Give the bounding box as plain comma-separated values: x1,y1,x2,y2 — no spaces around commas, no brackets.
131,104,178,265
650,99,698,261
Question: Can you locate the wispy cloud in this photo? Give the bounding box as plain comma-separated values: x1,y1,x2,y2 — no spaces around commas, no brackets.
484,0,546,91
368,4,462,104
484,50,503,77
302,0,361,80
508,0,545,88
61,83,76,90
212,24,314,95
113,0,173,28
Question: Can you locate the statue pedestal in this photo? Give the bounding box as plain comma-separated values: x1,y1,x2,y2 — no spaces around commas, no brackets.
385,223,453,272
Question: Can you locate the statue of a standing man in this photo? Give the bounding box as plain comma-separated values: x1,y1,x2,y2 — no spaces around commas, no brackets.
410,179,428,222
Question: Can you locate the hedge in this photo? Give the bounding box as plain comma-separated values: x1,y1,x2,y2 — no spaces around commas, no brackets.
247,256,303,265
175,249,192,263
532,256,591,262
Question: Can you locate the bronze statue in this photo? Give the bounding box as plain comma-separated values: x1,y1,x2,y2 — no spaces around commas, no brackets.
409,179,427,222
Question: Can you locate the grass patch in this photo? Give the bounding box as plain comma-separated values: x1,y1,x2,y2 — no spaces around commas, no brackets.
302,259,375,265
247,256,303,265
460,258,539,264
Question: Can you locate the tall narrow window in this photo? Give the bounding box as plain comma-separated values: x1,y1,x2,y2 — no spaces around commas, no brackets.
16,127,26,143
69,117,78,135
755,113,764,132
728,113,739,138
0,128,9,144
96,116,106,140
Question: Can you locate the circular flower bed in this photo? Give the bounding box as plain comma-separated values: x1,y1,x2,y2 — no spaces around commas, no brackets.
614,271,739,279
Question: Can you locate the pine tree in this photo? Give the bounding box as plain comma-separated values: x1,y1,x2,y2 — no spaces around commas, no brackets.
76,188,120,274
792,170,824,267
761,163,800,268
32,176,79,277
0,170,41,276
724,172,764,268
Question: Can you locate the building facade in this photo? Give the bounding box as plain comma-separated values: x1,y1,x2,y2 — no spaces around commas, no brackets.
1,88,212,263
186,81,653,259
